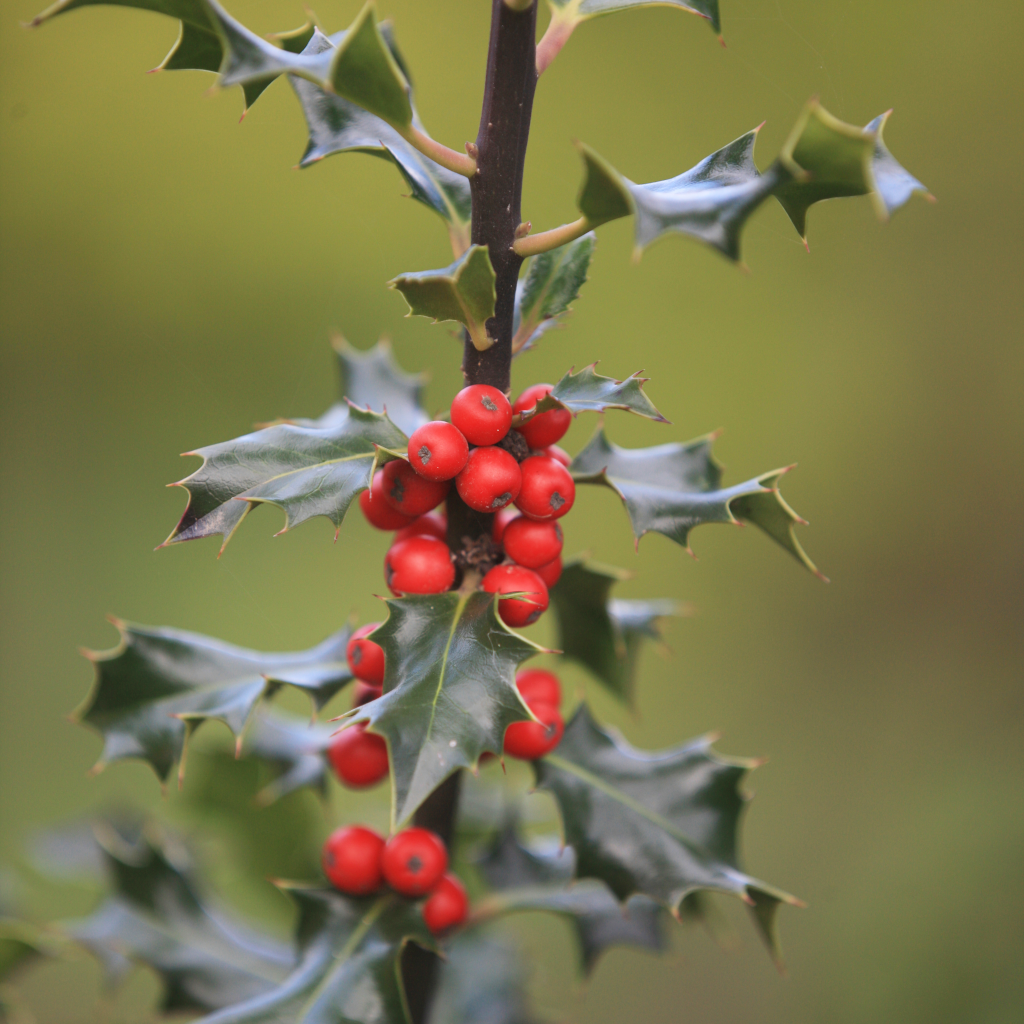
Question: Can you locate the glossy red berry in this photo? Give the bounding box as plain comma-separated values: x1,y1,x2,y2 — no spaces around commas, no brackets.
504,702,564,760
347,623,385,686
515,456,575,521
382,459,450,517
533,556,563,589
544,444,571,468
360,471,416,531
394,511,447,544
322,825,385,895
384,536,455,596
381,828,448,897
515,668,562,710
407,421,469,482
481,564,549,627
352,681,383,706
513,384,571,449
502,517,563,568
327,724,389,788
455,446,522,513
450,385,512,446
491,507,519,543
423,873,469,935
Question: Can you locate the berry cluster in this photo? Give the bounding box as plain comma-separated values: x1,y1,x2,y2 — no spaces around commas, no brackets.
321,826,468,935
358,383,576,628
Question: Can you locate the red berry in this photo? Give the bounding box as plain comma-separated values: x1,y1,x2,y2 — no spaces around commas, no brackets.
450,385,512,446
513,384,571,449
455,447,522,513
352,681,383,706
491,507,519,543
407,421,469,482
533,556,563,589
504,702,564,760
515,456,575,521
544,444,572,468
327,724,389,788
322,825,385,895
384,536,455,596
481,564,549,627
502,517,563,569
394,511,447,544
515,668,562,710
347,623,385,686
360,471,417,531
382,459,450,517
382,828,448,897
423,873,469,935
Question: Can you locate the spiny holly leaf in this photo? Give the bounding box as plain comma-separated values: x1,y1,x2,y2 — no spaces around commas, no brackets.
344,592,544,830
29,0,310,113
428,935,541,1024
63,821,293,1014
389,246,497,353
0,921,59,983
164,403,407,552
301,337,429,438
549,559,679,704
774,100,932,242
476,821,665,975
291,29,472,253
548,0,721,36
534,364,668,421
77,620,352,783
570,426,823,577
242,709,333,806
194,888,434,1024
512,233,596,354
535,704,802,966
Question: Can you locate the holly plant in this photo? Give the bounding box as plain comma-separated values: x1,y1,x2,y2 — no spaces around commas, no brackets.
6,0,932,1021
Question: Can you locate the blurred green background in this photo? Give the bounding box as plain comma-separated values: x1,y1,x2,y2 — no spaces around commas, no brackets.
1,0,1021,1021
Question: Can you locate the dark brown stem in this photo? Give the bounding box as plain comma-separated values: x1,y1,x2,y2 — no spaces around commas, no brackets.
403,6,539,1020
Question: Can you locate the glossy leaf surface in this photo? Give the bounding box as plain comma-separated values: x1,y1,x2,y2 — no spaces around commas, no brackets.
389,246,497,352
549,559,678,703
535,704,800,963
549,0,721,34
775,100,931,240
243,709,332,806
571,426,821,575
477,821,665,975
64,822,292,1014
165,403,407,551
193,888,433,1024
512,233,596,354
77,621,351,781
290,30,471,252
345,593,542,829
541,364,668,421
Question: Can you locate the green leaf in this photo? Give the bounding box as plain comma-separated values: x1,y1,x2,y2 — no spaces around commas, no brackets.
291,30,471,252
0,921,56,984
774,100,932,242
535,704,801,965
389,246,498,353
512,233,596,354
428,934,541,1024
77,620,353,782
477,820,665,975
549,0,721,35
570,426,823,577
242,709,333,806
30,0,304,112
194,888,433,1024
164,403,407,551
538,363,668,421
346,592,543,829
549,559,678,703
299,337,429,438
576,144,635,229
64,821,293,1013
